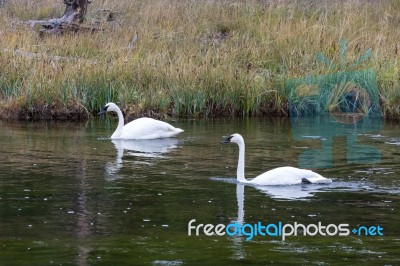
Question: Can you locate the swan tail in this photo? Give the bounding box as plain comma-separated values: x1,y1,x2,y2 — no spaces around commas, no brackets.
163,123,183,135
168,128,183,137
174,128,184,133
302,176,332,184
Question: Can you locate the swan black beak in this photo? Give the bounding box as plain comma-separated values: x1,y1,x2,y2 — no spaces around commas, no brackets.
220,135,233,144
98,106,108,115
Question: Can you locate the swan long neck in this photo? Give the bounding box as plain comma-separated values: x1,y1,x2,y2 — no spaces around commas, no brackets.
237,139,247,183
112,106,125,138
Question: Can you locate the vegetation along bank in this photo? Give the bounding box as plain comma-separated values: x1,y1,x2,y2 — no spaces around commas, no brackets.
0,0,399,121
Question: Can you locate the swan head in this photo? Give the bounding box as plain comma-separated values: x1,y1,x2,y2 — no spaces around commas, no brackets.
221,133,244,145
98,102,119,115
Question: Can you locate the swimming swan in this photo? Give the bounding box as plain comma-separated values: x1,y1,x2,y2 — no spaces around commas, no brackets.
99,102,184,139
221,133,332,185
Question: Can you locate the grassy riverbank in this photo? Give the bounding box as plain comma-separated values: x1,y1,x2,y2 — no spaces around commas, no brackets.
0,0,399,120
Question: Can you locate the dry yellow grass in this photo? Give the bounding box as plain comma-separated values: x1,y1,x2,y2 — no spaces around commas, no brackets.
0,0,399,119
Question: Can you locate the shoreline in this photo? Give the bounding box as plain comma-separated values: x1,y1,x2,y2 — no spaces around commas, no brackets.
0,101,288,121
1,101,396,122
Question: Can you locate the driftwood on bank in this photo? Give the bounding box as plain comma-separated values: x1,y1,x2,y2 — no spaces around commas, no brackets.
27,0,94,36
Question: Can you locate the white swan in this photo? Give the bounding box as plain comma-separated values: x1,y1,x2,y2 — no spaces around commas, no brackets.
221,133,332,185
99,102,183,139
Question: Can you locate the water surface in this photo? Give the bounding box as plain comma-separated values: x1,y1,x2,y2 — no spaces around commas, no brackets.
0,117,399,265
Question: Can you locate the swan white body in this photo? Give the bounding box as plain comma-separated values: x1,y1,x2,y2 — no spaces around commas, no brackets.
99,102,183,140
222,133,332,185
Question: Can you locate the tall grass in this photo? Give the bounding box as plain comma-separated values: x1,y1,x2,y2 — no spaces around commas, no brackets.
0,0,399,120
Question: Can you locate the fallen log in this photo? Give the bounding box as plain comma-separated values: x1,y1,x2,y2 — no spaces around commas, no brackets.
27,0,92,36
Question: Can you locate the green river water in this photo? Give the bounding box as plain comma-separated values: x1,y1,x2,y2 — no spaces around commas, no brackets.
0,116,399,265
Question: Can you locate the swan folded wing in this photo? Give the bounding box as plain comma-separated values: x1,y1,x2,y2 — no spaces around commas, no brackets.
250,166,331,186
121,118,183,139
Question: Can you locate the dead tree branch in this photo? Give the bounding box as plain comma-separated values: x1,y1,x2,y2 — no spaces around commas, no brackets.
27,0,94,36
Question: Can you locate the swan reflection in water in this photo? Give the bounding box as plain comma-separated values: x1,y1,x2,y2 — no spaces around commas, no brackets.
226,182,328,260
210,176,331,258
211,177,328,201
105,138,180,180
252,183,330,200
